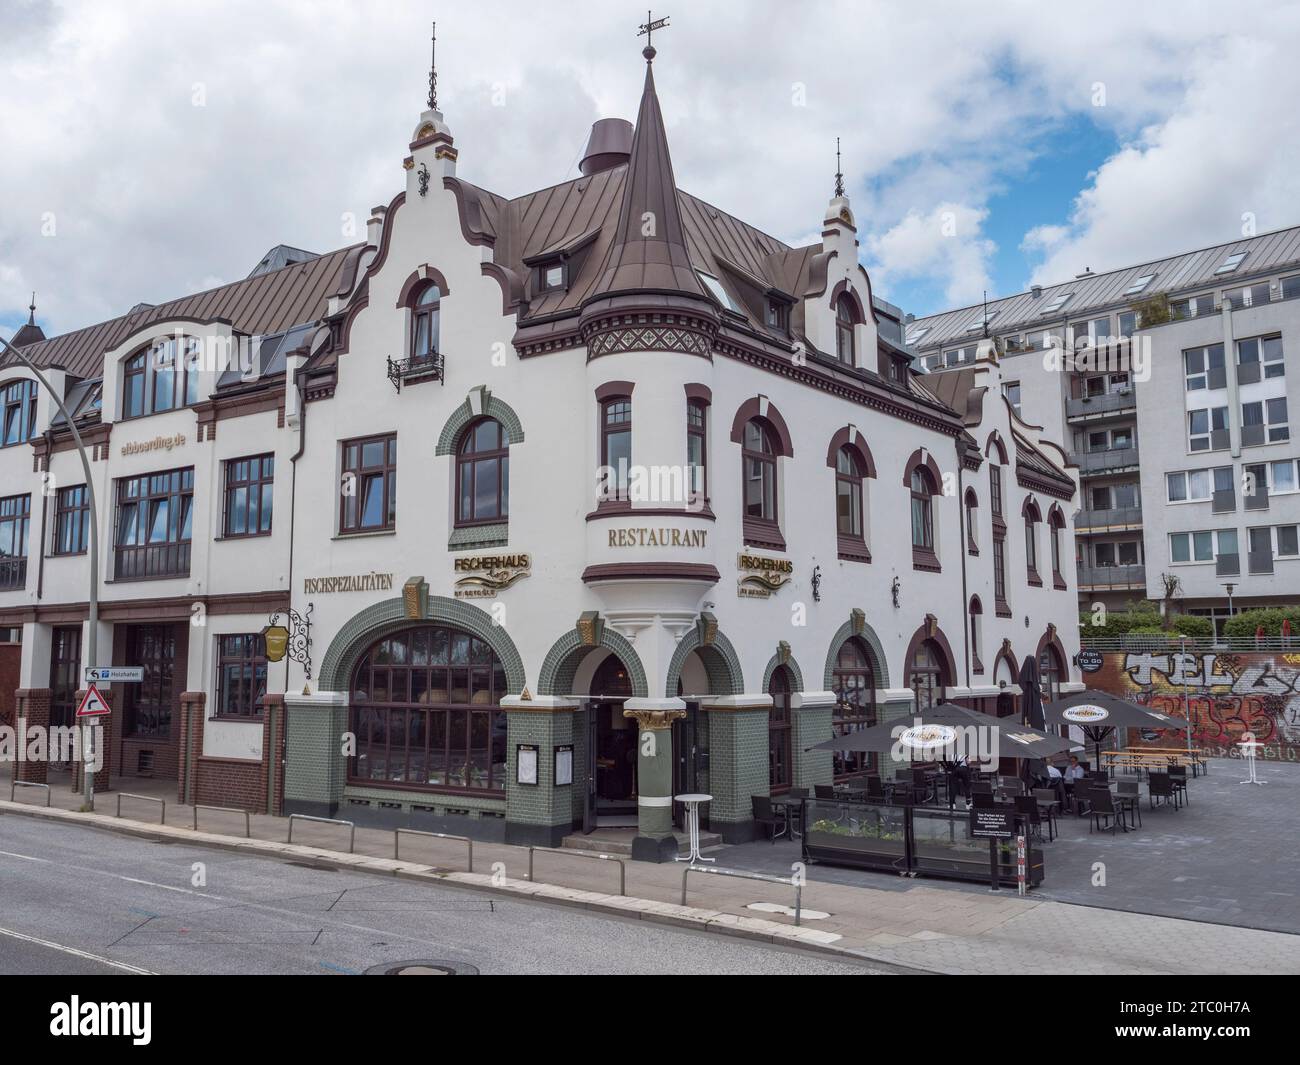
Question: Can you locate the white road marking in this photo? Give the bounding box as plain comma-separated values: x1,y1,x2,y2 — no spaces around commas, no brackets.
0,849,50,863
0,925,155,975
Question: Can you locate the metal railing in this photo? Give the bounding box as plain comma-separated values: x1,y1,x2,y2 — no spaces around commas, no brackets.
1077,562,1145,588
681,864,803,926
394,828,473,872
1082,635,1300,652
1066,391,1136,420
287,813,355,853
192,804,251,837
1070,446,1139,475
116,792,166,823
1076,505,1142,529
527,847,626,896
8,780,51,806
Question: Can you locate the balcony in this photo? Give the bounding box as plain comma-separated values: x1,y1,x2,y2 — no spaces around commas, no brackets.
1241,424,1267,447
1076,505,1143,531
1076,562,1145,589
114,542,191,582
1212,489,1237,514
1069,446,1140,476
1248,549,1275,575
1244,485,1270,511
387,352,445,393
0,557,27,591
1216,553,1240,577
1065,390,1137,421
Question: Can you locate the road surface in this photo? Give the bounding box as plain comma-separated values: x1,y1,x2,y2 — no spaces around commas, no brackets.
0,815,878,975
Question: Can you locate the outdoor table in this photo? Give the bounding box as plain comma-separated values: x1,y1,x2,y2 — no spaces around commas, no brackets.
674,793,714,864
770,795,805,840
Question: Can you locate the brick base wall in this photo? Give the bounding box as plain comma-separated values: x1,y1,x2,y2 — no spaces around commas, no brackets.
195,757,264,809
13,689,50,784
0,645,21,729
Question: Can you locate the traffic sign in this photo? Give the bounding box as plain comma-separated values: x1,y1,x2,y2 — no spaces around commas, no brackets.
76,684,112,718
85,666,143,683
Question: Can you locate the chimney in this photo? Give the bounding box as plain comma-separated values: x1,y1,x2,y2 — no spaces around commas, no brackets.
580,118,633,176
1031,285,1042,299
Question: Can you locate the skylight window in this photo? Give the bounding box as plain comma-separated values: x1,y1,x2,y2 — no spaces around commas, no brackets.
965,310,999,334
696,271,743,313
905,326,930,345
1040,292,1072,315
1214,252,1248,275
1123,273,1156,296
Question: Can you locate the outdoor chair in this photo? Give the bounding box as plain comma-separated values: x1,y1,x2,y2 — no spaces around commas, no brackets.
1168,765,1189,804
1087,786,1126,836
1031,789,1061,837
1015,795,1053,842
814,784,837,801
751,795,787,843
1148,772,1179,810
866,776,886,802
1112,780,1142,828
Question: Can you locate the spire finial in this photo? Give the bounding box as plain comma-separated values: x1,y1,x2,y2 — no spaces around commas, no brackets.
28,292,36,325
637,10,669,62
427,21,438,111
834,138,844,198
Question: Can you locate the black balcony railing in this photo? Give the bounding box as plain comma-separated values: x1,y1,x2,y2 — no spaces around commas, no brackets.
0,557,27,591
114,542,191,582
387,352,445,393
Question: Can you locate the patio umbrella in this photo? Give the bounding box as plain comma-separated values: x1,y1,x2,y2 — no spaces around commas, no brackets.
1017,655,1045,786
1044,689,1185,768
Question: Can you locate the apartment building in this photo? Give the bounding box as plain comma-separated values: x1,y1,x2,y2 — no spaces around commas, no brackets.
909,227,1300,632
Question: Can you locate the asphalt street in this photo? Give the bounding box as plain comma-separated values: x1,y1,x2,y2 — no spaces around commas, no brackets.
0,815,879,975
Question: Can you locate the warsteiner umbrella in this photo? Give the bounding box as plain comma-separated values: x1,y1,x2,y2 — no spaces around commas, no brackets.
1044,689,1185,768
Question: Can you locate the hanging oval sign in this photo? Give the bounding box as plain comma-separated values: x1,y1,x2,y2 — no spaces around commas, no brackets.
897,724,958,751
1063,704,1109,723
263,625,290,663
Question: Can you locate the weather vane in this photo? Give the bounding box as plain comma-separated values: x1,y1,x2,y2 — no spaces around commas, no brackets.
637,10,670,58
835,137,844,198
427,21,438,111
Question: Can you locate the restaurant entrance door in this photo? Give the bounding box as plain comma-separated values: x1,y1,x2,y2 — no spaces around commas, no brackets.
587,654,637,826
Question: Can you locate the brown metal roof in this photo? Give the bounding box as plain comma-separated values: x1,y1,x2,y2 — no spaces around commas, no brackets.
5,246,360,380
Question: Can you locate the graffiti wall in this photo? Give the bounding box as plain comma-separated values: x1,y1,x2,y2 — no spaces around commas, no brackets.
1086,650,1300,760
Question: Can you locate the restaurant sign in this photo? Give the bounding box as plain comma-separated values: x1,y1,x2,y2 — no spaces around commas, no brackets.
454,553,532,598
737,552,793,599
969,806,1017,840
897,724,957,752
1062,704,1109,724
303,573,394,595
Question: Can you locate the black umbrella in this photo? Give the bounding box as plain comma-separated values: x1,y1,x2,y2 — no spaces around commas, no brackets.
1044,689,1184,769
1017,655,1045,785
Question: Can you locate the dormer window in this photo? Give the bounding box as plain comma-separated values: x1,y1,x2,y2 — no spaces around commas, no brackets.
538,261,565,293
122,337,201,420
697,271,744,314
766,299,789,333
835,295,856,364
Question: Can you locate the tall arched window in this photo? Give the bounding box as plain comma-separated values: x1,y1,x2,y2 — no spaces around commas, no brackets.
1039,645,1064,703
835,446,864,538
411,284,441,365
600,396,632,501
456,418,510,525
964,488,979,555
910,468,935,550
1024,498,1042,585
832,638,877,780
1049,508,1066,587
909,640,949,710
122,337,201,419
348,625,507,793
687,399,708,501
743,418,778,524
835,295,856,364
1,379,38,447
768,665,793,792
968,597,984,673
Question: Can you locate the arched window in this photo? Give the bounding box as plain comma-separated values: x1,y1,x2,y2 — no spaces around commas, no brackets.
687,399,708,501
1024,498,1042,584
1049,508,1066,586
1039,644,1064,703
411,284,441,364
600,396,632,501
348,625,507,793
964,488,979,555
743,418,778,524
456,418,510,525
909,640,949,710
1,379,38,447
832,638,877,780
835,446,864,538
121,336,201,419
768,665,793,792
968,597,984,673
910,468,935,550
835,295,856,364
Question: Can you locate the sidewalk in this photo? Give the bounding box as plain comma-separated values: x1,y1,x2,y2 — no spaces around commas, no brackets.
4,774,1297,973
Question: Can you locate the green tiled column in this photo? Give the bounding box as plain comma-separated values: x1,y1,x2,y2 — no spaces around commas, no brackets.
283,692,349,818
702,700,770,843
623,705,684,862
877,698,917,780
503,703,576,847
792,694,835,789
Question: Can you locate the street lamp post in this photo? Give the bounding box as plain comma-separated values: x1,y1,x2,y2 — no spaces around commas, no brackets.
0,333,100,810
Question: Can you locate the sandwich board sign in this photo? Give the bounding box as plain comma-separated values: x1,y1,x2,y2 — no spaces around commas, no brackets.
76,684,112,719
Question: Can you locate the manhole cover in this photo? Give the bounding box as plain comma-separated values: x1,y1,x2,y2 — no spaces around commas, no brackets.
365,959,478,976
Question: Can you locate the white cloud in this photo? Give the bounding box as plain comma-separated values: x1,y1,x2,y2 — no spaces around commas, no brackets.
2,0,1299,335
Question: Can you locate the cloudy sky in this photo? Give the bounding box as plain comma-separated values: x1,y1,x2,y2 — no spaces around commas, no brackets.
3,0,1300,342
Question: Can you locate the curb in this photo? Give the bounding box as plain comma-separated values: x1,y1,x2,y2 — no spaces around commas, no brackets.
0,799,932,974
